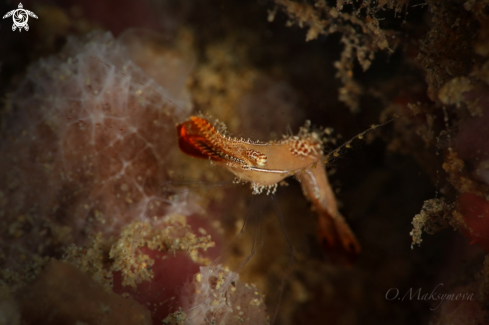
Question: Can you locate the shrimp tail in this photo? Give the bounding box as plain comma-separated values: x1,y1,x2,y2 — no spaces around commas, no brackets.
318,210,361,264
296,164,361,263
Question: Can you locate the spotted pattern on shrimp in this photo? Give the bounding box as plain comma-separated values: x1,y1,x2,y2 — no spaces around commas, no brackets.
289,136,322,157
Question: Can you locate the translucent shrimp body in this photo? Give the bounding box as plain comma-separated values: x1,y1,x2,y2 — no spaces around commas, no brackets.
177,116,361,259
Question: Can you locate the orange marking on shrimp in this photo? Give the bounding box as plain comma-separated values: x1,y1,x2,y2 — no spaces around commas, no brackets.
177,116,366,260
177,116,268,168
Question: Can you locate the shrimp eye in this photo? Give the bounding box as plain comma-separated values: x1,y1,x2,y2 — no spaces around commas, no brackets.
246,149,267,166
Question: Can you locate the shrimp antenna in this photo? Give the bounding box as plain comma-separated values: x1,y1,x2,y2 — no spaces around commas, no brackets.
211,194,265,290
270,194,296,324
322,116,397,166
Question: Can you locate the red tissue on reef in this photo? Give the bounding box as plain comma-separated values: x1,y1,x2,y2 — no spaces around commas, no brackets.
458,193,489,253
113,250,200,322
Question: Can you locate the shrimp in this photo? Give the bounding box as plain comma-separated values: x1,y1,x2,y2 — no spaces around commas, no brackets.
176,115,383,260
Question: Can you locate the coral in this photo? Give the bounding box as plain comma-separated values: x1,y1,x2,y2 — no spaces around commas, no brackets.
187,40,303,138
163,309,187,325
416,0,486,102
407,0,489,257
271,0,402,112
410,198,451,248
401,2,489,321
188,40,258,131
63,216,214,289
0,30,194,285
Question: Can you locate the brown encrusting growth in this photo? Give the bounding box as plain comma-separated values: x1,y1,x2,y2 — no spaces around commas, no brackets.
63,217,215,289
271,0,404,112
